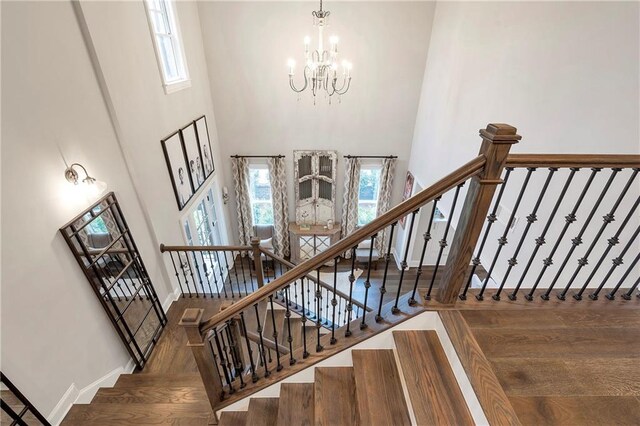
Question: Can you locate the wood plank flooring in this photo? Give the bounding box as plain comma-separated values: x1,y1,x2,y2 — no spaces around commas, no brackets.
462,309,640,426
393,330,474,426
352,349,411,426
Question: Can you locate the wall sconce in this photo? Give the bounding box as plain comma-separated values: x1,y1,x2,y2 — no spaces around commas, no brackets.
64,163,107,200
222,186,229,204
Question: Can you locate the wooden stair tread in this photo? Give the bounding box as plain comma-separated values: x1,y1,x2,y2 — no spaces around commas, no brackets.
314,367,359,426
91,385,206,404
352,349,411,426
114,373,203,389
471,327,640,358
61,402,211,425
277,383,314,426
489,357,640,396
508,396,640,426
393,330,474,426
439,310,521,426
219,410,248,426
245,397,279,426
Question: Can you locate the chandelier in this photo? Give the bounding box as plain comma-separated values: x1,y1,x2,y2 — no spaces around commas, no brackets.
287,0,352,103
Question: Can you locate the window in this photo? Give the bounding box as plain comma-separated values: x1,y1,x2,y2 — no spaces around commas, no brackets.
249,165,274,226
357,165,382,226
144,0,190,93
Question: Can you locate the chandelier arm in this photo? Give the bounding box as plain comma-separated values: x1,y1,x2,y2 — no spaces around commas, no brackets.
289,67,310,93
334,77,352,95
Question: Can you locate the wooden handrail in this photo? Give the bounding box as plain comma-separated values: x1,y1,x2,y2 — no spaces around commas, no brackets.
260,249,369,311
506,154,640,168
198,154,487,334
160,243,252,253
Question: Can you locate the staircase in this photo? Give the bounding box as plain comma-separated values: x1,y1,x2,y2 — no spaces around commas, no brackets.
218,331,473,426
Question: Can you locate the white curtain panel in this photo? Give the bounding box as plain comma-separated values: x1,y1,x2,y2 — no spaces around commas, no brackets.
340,157,361,258
267,157,290,257
374,158,397,255
231,157,254,246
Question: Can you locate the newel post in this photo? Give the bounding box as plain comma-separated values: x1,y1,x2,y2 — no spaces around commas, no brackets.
436,124,521,304
180,308,223,424
251,237,265,289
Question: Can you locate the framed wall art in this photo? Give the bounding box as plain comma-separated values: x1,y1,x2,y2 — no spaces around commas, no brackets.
181,122,205,192
161,130,194,210
195,115,215,179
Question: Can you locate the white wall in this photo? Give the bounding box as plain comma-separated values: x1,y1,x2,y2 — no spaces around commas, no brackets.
76,0,232,266
408,1,640,288
0,0,168,416
198,1,436,241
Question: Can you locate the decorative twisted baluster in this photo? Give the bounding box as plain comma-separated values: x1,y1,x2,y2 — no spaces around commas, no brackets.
191,251,206,297
268,295,283,371
376,223,396,322
494,168,555,300
330,257,339,344
300,278,309,358
283,286,296,365
567,170,638,300
605,250,640,300
345,246,357,337
316,268,323,352
212,329,234,393
239,312,258,383
393,211,418,312
477,168,534,300
252,303,270,377
587,221,640,300
410,200,438,305
360,235,376,329
553,168,621,300
168,252,185,296
427,183,464,300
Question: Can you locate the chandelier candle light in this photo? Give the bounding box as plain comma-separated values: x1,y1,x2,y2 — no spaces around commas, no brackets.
288,0,352,103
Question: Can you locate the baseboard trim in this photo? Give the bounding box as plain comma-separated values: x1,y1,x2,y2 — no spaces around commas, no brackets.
47,357,137,425
47,383,79,425
162,286,181,312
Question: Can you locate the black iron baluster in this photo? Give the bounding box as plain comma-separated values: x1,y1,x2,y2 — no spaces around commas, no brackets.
238,251,248,293
284,286,296,365
605,250,640,300
530,168,599,300
428,184,464,300
461,169,513,300
337,297,343,327
293,278,299,308
513,169,577,300
224,324,245,389
376,223,397,322
185,251,200,298
268,295,284,371
191,251,206,297
253,303,270,377
590,224,640,300
207,251,221,297
178,252,193,297
231,251,243,296
306,277,312,316
300,278,309,358
496,168,555,300
478,168,534,300
246,251,255,293
393,211,419,312
316,268,323,352
330,257,339,344
621,274,640,300
410,200,439,305
345,246,358,337
212,329,235,393
360,235,376,329
324,286,330,325
199,251,214,295
212,250,228,298
568,170,638,300
221,251,235,298
239,312,258,383
553,168,621,300
169,252,184,297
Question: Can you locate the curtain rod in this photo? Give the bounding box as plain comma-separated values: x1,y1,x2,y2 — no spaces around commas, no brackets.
230,155,285,158
343,155,398,159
